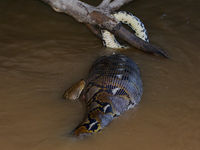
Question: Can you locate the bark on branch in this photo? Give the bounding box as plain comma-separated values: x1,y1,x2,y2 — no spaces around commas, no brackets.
40,0,168,58
109,0,133,11
113,25,169,57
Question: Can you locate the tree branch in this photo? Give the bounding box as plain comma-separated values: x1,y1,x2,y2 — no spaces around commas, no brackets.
41,0,95,23
85,24,102,39
109,0,134,11
40,0,168,58
112,24,169,58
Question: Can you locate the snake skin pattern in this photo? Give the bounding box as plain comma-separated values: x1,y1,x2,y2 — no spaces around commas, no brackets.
73,54,143,137
102,11,148,49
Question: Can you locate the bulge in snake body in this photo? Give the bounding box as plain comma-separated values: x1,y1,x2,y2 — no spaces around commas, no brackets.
73,54,143,137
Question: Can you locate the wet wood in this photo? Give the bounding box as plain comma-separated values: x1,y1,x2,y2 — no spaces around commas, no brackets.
113,24,169,58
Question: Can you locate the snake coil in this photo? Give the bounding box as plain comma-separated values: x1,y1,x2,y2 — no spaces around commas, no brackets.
101,11,149,49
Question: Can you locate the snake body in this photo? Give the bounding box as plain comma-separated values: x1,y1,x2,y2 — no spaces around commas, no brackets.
73,54,143,136
102,11,149,49
65,11,148,137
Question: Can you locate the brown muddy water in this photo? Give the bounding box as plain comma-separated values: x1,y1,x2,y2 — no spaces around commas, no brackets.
0,0,200,150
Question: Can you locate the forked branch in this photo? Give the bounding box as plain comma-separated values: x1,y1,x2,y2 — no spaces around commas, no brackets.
40,0,168,58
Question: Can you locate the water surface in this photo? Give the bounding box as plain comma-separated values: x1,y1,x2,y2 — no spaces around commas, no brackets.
0,0,200,150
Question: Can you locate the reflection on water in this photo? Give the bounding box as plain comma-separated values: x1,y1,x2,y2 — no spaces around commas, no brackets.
0,0,200,150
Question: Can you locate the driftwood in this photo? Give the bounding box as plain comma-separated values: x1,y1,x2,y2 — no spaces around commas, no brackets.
40,0,169,58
